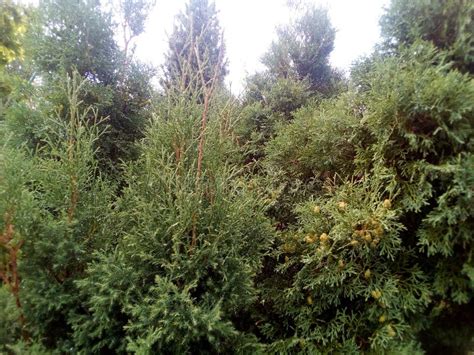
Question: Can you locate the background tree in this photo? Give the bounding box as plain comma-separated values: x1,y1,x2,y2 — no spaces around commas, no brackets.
238,4,345,166
0,1,27,114
161,0,228,93
15,0,156,173
116,0,156,67
262,5,342,95
0,1,26,67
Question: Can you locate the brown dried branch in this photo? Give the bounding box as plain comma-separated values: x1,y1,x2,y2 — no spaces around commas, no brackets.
66,77,80,224
0,210,27,338
195,32,225,183
67,175,78,223
189,31,225,250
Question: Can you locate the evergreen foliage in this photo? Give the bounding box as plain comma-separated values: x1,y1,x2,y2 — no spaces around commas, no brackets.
262,5,342,95
162,0,228,93
258,41,473,352
71,23,272,352
0,0,473,353
380,0,473,73
1,73,114,351
19,0,156,172
0,1,26,67
240,3,345,162
0,1,27,114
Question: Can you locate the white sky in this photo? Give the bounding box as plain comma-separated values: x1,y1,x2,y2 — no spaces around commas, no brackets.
134,0,390,94
19,0,391,93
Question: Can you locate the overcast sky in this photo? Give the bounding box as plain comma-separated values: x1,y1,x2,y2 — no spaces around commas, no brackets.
20,0,391,93
134,0,390,93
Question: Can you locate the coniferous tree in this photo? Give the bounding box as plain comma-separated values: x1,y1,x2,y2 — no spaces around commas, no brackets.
254,1,473,351
0,0,473,352
162,0,228,94
0,146,35,350
1,73,114,351
0,1,27,115
16,0,156,172
262,5,342,95
74,22,272,353
380,0,473,73
239,4,344,165
0,1,26,67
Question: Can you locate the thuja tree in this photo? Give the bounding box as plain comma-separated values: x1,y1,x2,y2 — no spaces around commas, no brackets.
359,43,473,353
238,73,312,161
239,4,344,164
162,0,228,93
0,74,114,351
244,3,344,112
260,92,360,227
257,39,473,355
72,17,272,353
262,5,342,95
0,0,27,116
0,6,32,349
0,146,36,351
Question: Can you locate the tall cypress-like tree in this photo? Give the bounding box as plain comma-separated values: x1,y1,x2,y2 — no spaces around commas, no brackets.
73,22,272,353
238,4,344,163
161,0,228,93
262,5,341,95
1,73,114,352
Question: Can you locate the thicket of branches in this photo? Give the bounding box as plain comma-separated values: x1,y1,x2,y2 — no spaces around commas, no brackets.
0,0,472,353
